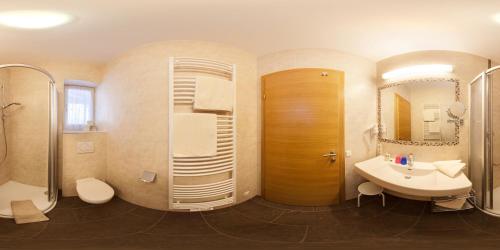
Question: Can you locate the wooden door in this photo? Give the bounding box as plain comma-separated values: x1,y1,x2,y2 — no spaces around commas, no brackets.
262,68,344,206
394,94,411,140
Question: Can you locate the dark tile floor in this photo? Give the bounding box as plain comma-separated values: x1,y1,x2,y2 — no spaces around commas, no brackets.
1,194,500,249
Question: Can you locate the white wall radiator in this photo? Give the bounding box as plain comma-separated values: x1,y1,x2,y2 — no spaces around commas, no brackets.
168,57,237,211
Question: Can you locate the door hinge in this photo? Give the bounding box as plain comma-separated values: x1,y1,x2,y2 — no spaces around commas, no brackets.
263,94,266,100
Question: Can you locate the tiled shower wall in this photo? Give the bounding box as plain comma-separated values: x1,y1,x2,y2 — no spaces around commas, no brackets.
5,68,49,187
62,132,107,196
492,69,500,189
0,69,9,185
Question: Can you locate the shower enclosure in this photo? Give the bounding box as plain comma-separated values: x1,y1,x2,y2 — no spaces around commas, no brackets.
0,64,58,218
470,65,500,216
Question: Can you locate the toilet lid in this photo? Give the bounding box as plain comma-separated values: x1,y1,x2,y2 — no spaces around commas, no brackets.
76,178,114,204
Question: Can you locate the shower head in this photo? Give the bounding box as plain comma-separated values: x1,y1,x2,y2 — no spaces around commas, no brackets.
2,102,21,109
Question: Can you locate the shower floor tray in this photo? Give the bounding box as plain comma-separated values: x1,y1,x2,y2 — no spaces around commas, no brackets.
0,181,53,218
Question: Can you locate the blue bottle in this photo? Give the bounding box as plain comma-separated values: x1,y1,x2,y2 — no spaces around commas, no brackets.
400,156,407,165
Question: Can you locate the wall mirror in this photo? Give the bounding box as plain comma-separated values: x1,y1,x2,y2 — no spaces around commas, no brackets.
378,78,461,146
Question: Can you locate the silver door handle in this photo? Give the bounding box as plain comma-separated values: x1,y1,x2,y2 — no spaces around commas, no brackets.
322,151,337,161
322,152,337,157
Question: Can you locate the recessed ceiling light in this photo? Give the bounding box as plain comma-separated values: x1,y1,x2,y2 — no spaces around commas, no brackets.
0,10,72,29
494,13,500,24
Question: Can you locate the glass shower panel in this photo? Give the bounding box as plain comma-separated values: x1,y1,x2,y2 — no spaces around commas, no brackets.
7,68,50,187
0,65,57,218
470,74,485,208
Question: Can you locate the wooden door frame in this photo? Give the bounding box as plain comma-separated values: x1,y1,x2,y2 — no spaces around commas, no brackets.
394,93,411,141
260,68,346,204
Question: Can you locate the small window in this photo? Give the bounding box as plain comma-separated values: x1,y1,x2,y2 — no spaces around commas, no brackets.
64,85,94,131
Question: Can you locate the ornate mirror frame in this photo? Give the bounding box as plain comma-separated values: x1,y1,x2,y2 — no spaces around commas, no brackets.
377,77,460,146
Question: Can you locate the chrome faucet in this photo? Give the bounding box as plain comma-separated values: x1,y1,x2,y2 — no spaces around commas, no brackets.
1,84,21,110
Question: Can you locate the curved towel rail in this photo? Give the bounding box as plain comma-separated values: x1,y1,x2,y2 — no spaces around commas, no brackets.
174,58,233,79
168,57,237,211
171,197,234,211
173,152,233,161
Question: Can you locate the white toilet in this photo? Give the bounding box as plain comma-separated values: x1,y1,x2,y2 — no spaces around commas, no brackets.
76,178,115,204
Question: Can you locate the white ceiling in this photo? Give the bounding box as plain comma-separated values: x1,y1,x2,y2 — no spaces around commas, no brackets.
1,0,500,64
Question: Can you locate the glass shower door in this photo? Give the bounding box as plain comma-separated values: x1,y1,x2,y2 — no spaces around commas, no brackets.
0,65,58,218
490,69,500,212
470,73,486,209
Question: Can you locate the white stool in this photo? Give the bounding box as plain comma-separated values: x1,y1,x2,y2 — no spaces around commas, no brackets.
357,181,385,208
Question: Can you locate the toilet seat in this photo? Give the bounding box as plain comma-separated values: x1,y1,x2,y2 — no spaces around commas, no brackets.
76,178,114,204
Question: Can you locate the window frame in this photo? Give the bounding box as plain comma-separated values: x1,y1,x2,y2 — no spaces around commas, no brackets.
64,84,96,132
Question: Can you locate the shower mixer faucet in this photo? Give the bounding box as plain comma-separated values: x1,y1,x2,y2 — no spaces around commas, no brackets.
2,102,21,109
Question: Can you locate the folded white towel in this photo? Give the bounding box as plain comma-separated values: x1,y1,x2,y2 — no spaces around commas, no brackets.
433,160,462,167
435,162,466,178
194,76,234,112
423,109,436,121
435,198,467,209
173,113,217,157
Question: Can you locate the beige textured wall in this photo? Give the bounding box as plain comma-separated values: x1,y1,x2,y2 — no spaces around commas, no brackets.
376,50,489,163
62,132,107,196
96,41,259,210
258,48,378,200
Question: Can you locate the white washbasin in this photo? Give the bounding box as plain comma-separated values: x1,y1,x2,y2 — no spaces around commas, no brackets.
354,156,472,198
